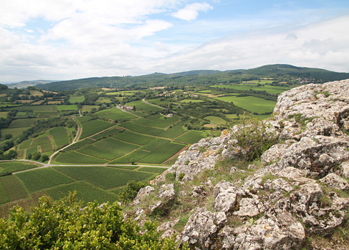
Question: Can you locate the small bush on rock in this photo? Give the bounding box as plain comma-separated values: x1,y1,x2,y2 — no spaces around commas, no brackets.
118,180,147,203
233,117,278,161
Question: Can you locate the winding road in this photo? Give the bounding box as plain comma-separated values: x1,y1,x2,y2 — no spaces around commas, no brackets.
48,117,81,164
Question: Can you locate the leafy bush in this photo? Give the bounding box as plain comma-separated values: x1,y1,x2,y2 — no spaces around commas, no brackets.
178,173,185,181
32,152,41,160
0,193,180,249
232,117,278,161
118,180,147,203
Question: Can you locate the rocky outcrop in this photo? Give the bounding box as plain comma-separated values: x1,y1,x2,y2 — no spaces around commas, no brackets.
130,79,349,249
133,186,154,206
180,207,227,249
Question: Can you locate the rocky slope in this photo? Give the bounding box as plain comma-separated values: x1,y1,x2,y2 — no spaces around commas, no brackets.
127,79,349,249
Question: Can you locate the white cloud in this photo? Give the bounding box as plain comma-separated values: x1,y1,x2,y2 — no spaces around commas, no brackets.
0,1,349,83
172,3,213,21
148,15,349,73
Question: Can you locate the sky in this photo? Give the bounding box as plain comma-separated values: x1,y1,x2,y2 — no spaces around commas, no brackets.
1,0,349,83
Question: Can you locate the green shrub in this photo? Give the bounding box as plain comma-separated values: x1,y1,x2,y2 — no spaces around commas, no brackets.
178,173,185,181
41,155,49,162
0,193,180,249
32,152,41,161
233,117,278,161
118,180,147,203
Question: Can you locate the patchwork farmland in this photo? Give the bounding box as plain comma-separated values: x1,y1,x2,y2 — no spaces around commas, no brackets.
0,163,168,218
0,101,209,218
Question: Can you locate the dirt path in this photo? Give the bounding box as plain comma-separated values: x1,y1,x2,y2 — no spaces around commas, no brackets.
48,117,81,164
11,161,168,174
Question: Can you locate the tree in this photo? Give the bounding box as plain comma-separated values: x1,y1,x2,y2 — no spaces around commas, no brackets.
3,133,12,140
26,153,32,159
32,152,41,161
41,155,49,162
118,181,146,203
0,193,181,249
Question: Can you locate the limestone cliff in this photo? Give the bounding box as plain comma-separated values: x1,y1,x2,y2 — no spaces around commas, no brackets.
128,79,349,249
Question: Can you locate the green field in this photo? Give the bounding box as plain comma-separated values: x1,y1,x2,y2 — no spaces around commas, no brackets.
176,130,204,144
49,127,69,148
0,175,28,202
105,92,121,96
91,127,120,140
211,84,290,94
1,127,30,138
31,105,58,112
109,149,150,164
26,147,38,155
0,161,39,175
55,151,108,164
77,116,94,123
95,108,137,121
31,136,53,153
129,111,148,117
54,167,152,190
81,105,99,112
9,118,43,128
133,115,179,128
158,121,186,139
56,105,78,111
141,138,171,152
139,143,185,164
119,122,164,136
205,116,227,125
95,97,112,104
69,96,85,103
215,95,276,114
18,139,33,150
0,181,9,204
136,167,168,174
109,138,170,164
256,114,271,119
80,119,114,139
46,181,118,204
0,112,8,118
64,138,94,151
126,100,162,113
16,168,75,193
225,114,239,119
77,138,139,160
112,130,155,145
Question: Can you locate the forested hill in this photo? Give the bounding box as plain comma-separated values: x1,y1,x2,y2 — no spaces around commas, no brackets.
35,64,349,91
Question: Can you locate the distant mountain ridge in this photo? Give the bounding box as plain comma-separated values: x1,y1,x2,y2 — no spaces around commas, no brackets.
35,64,349,91
7,80,55,89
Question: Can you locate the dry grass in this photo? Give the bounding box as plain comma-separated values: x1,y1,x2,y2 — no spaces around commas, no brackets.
47,101,63,104
31,100,45,105
16,100,33,103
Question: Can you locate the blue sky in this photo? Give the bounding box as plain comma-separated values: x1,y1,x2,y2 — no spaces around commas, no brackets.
1,0,349,83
